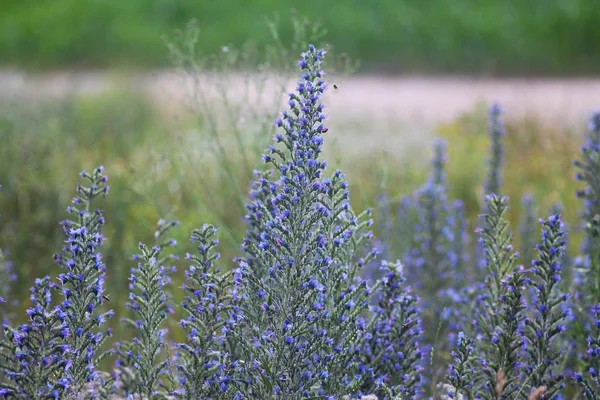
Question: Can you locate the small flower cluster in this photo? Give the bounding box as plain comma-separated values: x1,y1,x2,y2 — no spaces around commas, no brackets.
53,167,114,394
1,166,114,398
174,224,242,399
473,195,526,399
357,261,423,398
0,276,70,398
523,214,570,396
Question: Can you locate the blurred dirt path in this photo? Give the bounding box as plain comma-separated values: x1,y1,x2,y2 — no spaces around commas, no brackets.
2,69,600,154
2,69,599,121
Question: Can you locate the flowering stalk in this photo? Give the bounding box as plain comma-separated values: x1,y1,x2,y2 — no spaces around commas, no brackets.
572,111,600,366
0,277,70,399
575,111,600,261
114,219,179,398
440,332,477,400
238,44,336,399
520,193,538,268
475,195,525,398
314,170,377,396
481,268,527,399
406,142,452,322
174,224,242,399
53,166,114,394
358,261,423,398
236,45,376,398
449,199,470,280
432,138,448,187
485,103,505,196
523,215,569,397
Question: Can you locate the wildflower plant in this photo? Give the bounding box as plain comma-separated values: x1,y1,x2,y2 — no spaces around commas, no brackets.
113,219,179,398
573,111,600,368
0,277,70,398
53,166,114,394
358,261,423,398
485,103,505,197
520,193,538,268
575,111,600,261
474,195,526,398
523,214,569,397
234,44,377,398
173,223,242,399
440,332,477,400
405,140,452,326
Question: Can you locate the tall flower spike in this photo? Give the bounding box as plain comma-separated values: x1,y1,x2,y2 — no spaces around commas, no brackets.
572,111,600,365
485,103,505,196
398,139,457,389
404,140,455,357
477,195,517,320
311,169,376,396
438,199,474,350
524,214,569,398
238,45,335,398
376,195,415,281
431,138,448,187
548,202,573,278
575,110,600,260
449,199,470,280
405,146,452,302
0,277,71,399
174,224,241,399
357,261,423,398
236,45,374,398
53,166,114,394
478,268,527,399
114,219,179,399
440,332,477,400
474,195,525,398
520,193,538,268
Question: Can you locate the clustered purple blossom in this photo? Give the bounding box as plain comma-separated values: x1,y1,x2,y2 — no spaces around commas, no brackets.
174,223,243,399
357,261,423,398
1,166,114,398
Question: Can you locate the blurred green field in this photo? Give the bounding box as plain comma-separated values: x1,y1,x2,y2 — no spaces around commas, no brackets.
2,0,600,74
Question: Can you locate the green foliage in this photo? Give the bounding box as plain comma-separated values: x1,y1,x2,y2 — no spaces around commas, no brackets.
2,1,600,74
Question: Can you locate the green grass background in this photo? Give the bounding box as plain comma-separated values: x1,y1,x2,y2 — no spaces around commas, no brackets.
2,0,600,74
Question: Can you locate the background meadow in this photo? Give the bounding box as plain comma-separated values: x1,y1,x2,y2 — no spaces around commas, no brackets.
1,3,600,398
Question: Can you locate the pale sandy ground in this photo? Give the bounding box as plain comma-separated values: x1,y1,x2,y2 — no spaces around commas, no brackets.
2,69,600,158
